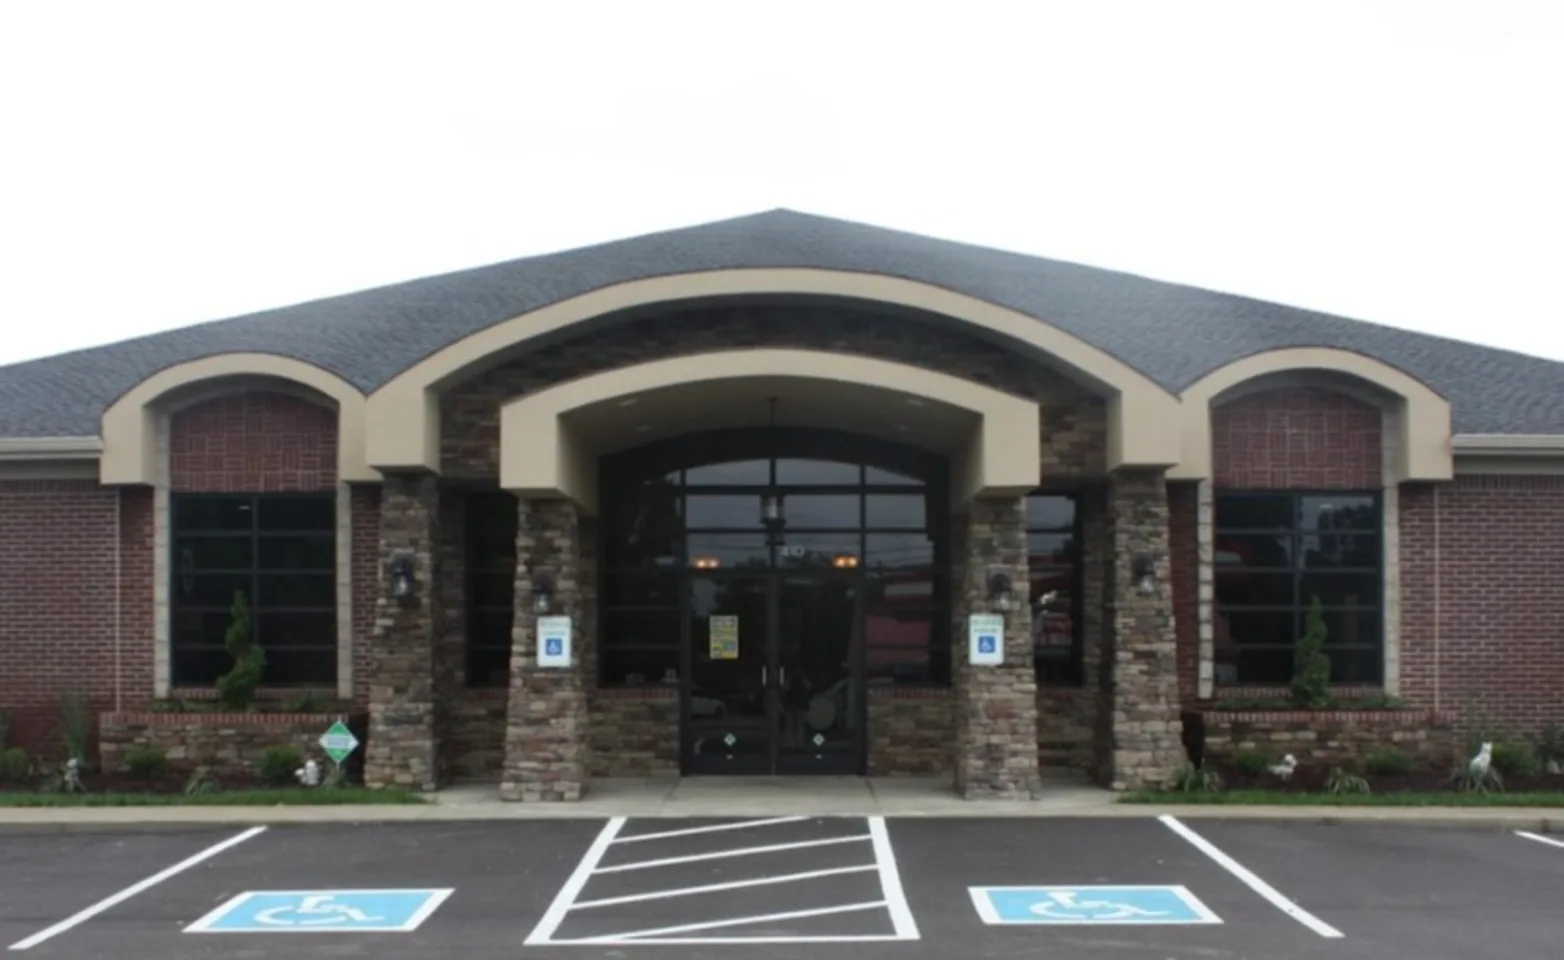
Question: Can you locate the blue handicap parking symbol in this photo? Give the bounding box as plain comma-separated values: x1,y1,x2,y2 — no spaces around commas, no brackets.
186,889,454,933
545,637,563,656
977,635,997,654
969,885,1220,925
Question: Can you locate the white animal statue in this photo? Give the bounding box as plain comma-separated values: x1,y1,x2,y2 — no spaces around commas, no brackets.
1469,742,1492,778
295,759,321,787
1268,753,1297,780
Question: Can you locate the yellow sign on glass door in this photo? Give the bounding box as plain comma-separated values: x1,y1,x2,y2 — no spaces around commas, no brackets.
709,615,739,659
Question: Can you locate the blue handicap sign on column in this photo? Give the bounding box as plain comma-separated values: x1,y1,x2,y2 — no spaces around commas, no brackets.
977,635,997,654
968,886,1220,925
186,889,455,933
545,637,563,656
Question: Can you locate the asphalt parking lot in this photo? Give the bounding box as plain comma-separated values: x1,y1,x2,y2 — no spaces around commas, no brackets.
3,815,1561,959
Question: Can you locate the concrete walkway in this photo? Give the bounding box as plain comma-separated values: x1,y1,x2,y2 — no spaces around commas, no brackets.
1,776,1559,830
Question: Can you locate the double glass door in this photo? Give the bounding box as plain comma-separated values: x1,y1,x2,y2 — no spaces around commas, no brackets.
684,573,862,775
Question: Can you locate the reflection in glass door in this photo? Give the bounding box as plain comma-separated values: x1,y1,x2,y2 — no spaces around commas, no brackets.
774,575,863,774
684,576,770,774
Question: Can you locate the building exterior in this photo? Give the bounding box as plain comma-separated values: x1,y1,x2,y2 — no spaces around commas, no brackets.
2,210,1561,799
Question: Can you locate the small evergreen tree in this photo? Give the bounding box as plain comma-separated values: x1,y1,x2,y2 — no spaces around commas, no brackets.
1290,594,1332,707
216,589,265,710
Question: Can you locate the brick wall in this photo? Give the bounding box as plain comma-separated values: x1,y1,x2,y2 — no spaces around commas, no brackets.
350,484,380,706
0,481,125,756
1212,387,1382,489
1168,481,1200,704
169,390,337,492
1400,476,1564,734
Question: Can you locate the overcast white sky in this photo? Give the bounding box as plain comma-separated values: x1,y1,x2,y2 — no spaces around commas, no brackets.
1,1,1560,368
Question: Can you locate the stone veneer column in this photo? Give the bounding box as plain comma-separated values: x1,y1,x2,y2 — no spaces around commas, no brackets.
363,472,441,791
1105,469,1183,790
953,496,1042,799
499,498,590,801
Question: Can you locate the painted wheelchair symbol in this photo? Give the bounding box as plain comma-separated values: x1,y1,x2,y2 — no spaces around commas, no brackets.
1027,890,1170,921
253,894,385,927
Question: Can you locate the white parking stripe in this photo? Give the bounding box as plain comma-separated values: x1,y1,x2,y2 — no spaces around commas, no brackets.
1159,815,1344,938
613,816,808,843
576,900,890,943
867,816,919,939
7,826,267,951
1516,830,1564,850
572,864,878,909
523,817,625,946
591,833,871,874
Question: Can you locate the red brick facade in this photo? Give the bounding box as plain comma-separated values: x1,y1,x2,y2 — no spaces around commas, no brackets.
1212,387,1382,489
1400,476,1564,732
350,484,381,705
1167,481,1200,704
0,481,122,755
169,390,338,493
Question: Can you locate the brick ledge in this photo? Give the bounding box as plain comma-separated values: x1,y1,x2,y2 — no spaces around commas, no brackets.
1203,708,1452,726
103,711,354,726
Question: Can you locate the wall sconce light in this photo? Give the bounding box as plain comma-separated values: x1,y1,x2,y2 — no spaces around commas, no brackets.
388,551,416,604
1132,553,1157,596
987,569,1015,612
691,557,720,569
832,554,860,569
532,573,555,615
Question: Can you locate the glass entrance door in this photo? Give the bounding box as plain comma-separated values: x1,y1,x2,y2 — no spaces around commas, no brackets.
685,575,771,774
682,572,864,775
774,574,862,775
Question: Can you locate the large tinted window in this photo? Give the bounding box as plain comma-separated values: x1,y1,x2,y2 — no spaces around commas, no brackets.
1028,494,1082,686
466,493,518,687
600,430,951,686
1214,491,1383,686
170,493,336,686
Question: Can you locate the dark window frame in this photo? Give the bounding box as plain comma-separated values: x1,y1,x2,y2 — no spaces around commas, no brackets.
169,491,337,687
465,491,518,688
1213,489,1384,687
1027,492,1084,687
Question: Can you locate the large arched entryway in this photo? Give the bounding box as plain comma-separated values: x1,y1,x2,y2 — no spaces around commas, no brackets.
600,427,950,775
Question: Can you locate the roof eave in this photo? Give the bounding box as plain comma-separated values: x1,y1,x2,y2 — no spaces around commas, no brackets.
1450,433,1564,457
0,436,104,462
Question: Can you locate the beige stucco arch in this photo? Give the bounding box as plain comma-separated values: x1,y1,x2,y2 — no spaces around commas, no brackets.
498,348,1043,513
364,268,1182,475
100,353,374,485
1170,347,1454,482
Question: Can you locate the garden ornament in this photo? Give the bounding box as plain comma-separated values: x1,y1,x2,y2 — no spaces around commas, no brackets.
1268,753,1297,780
1469,742,1492,778
295,759,321,787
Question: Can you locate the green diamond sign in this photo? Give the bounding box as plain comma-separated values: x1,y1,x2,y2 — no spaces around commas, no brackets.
319,720,359,764
723,733,737,747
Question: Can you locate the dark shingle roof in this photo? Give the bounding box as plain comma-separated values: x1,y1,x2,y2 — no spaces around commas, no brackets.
3,208,1561,438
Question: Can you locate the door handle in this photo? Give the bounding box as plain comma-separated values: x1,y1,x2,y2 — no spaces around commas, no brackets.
761,666,767,688
779,666,787,687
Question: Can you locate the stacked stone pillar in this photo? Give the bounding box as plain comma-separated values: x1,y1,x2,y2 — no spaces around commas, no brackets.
364,473,442,791
1103,468,1183,790
953,496,1042,799
499,497,590,801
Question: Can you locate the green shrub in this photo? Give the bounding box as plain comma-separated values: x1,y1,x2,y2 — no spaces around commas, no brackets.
258,745,303,786
216,590,265,710
1230,748,1278,776
1290,595,1332,707
1492,741,1540,778
0,711,10,749
184,766,220,795
125,744,169,780
1326,767,1370,794
0,747,30,781
1364,746,1415,777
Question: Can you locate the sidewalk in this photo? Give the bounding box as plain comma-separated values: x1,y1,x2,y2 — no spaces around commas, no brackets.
1,777,1559,831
